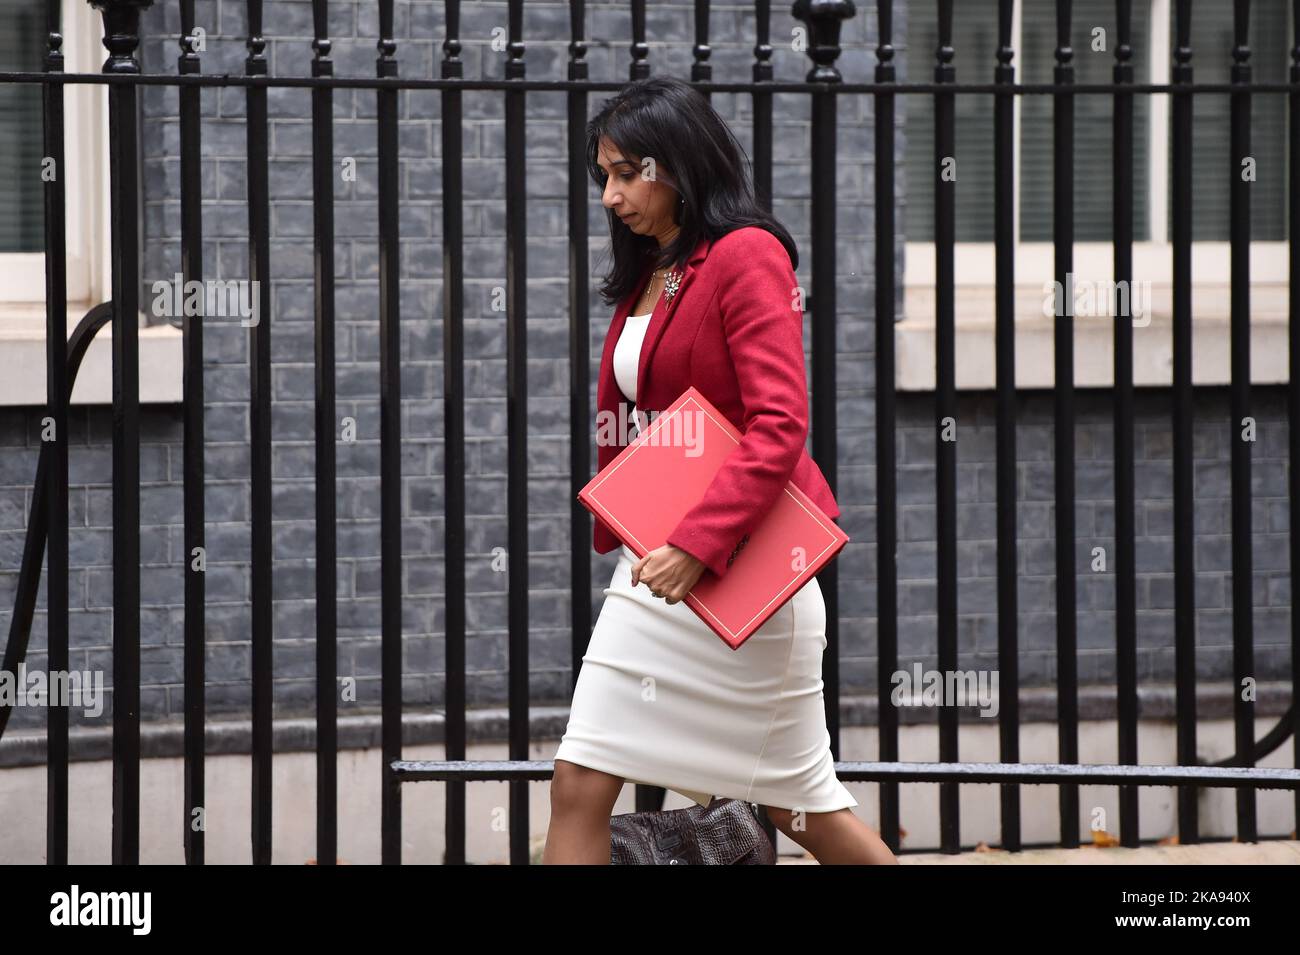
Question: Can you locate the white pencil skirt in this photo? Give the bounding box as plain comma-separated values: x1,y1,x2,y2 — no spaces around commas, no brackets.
554,543,858,813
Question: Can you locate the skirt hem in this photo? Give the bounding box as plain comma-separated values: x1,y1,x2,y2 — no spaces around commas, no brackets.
554,744,859,814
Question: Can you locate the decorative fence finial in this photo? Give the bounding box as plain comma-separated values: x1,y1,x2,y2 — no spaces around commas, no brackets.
89,0,155,74
791,0,855,83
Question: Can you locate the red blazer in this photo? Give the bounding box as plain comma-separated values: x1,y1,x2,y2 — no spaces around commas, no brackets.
593,225,840,579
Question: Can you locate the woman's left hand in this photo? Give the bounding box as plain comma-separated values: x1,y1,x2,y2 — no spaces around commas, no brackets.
630,545,706,605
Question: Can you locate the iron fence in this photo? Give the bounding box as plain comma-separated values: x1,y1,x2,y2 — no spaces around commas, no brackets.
0,0,1298,865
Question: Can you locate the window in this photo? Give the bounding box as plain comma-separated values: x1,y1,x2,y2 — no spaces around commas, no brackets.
0,0,179,406
0,0,46,253
896,0,1291,390
903,0,1153,243
0,0,110,305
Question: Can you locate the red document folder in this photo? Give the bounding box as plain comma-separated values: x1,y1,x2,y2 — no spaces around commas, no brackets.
577,386,849,650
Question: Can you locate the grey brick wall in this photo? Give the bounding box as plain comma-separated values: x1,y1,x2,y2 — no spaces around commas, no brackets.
847,387,1297,693
0,1,1288,734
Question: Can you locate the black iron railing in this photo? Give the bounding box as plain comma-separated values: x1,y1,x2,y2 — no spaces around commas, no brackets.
0,0,1298,867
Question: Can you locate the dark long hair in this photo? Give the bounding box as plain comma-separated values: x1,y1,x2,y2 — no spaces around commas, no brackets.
586,76,798,307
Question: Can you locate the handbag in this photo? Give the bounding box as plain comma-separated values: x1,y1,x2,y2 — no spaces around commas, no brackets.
609,795,777,864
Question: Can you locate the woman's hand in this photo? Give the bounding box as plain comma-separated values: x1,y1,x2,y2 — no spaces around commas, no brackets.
630,544,706,605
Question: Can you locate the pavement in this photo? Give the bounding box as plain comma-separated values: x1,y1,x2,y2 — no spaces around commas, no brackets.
777,839,1300,864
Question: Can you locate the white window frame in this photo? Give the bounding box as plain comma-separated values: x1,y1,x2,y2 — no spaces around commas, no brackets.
0,0,110,304
0,0,179,406
897,0,1291,390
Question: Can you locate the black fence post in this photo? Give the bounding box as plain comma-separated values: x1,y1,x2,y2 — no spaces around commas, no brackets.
177,0,206,868
376,0,404,866
566,2,591,698
934,0,960,857
993,0,1021,854
439,0,468,868
309,0,338,868
750,1,774,210
503,0,531,867
1288,0,1300,848
42,0,69,869
1051,0,1080,852
245,0,275,869
1170,0,1200,848
1113,0,1140,853
1229,0,1258,845
790,0,852,841
90,0,154,868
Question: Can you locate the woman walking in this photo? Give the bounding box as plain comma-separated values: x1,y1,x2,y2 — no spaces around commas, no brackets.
544,77,897,865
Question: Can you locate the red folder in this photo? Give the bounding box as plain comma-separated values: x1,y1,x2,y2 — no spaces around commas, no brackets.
577,386,849,650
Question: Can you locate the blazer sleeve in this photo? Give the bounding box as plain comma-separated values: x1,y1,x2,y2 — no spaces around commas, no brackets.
665,228,809,579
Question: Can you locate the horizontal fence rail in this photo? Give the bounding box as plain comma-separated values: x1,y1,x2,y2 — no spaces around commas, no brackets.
394,758,1300,790
0,0,1296,865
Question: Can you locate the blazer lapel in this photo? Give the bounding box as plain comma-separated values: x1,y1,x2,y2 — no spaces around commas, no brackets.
598,234,715,416
635,234,713,406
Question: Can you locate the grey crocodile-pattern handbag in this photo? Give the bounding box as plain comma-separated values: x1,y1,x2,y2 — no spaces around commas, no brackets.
609,795,777,864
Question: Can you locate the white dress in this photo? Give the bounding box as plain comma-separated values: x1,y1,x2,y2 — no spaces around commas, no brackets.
554,310,858,812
